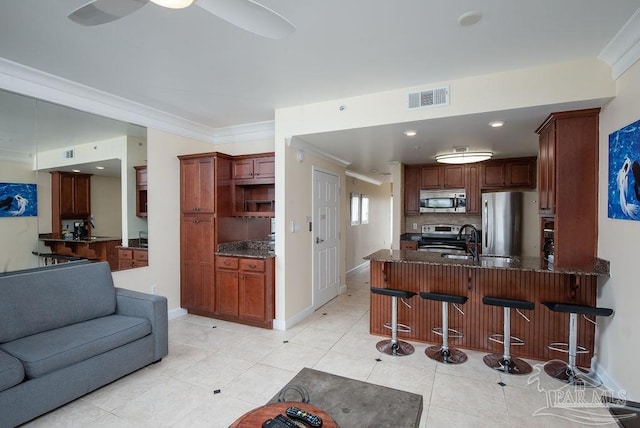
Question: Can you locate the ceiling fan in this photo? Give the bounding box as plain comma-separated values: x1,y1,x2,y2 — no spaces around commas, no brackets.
68,0,295,39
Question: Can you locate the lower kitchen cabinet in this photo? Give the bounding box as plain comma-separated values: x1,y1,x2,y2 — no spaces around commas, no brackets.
215,255,275,328
118,248,148,270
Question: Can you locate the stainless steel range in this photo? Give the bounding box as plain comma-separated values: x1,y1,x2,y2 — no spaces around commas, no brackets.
417,224,468,253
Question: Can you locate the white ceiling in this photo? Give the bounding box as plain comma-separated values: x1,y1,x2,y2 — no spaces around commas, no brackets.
0,0,639,180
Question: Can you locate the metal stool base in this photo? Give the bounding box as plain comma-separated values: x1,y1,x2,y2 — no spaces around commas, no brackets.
483,353,532,375
425,346,467,364
376,339,414,356
543,360,602,387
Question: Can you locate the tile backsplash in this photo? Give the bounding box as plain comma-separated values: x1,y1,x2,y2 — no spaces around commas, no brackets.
404,214,481,233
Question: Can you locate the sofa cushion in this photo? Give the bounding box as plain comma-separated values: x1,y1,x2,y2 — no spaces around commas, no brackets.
0,262,116,343
0,315,151,379
0,349,24,392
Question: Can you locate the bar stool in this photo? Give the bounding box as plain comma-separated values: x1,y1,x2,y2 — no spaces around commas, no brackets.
370,287,416,356
543,302,613,387
420,292,468,364
482,296,535,375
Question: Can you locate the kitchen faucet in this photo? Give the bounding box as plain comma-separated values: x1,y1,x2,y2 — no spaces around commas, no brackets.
457,224,480,262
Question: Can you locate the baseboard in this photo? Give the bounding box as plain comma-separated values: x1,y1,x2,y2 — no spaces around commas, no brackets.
272,304,316,331
594,360,636,402
346,261,369,274
168,307,188,320
339,283,348,294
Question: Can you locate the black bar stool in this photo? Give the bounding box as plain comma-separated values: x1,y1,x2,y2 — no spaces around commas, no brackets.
543,302,613,387
370,287,416,356
482,296,534,375
420,292,468,364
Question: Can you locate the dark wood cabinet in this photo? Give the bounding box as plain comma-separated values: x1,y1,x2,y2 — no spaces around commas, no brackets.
181,156,215,213
50,171,92,236
404,166,420,215
442,165,465,188
232,152,275,217
535,108,600,269
400,240,418,250
118,248,148,270
233,154,275,183
181,214,215,313
420,164,466,190
480,157,536,189
465,164,480,214
420,166,442,189
215,255,274,328
134,165,147,218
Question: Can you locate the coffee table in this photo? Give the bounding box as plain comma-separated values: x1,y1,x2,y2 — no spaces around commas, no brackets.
267,368,423,427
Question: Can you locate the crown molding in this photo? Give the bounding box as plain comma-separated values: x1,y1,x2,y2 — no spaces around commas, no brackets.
599,8,640,79
345,170,383,186
0,57,217,142
212,120,275,144
287,136,351,167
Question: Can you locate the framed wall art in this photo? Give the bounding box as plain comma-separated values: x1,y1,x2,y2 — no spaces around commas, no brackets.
0,182,37,217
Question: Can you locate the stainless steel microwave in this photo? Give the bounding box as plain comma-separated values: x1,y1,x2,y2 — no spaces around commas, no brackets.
419,190,466,213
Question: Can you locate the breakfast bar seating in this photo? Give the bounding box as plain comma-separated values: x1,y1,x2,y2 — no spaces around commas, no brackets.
420,292,468,364
370,287,416,356
543,302,613,387
482,296,535,375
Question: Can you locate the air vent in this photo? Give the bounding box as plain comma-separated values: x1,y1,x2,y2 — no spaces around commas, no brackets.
63,148,74,159
407,86,449,110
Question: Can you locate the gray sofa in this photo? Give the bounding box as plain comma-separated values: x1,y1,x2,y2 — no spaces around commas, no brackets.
0,261,168,427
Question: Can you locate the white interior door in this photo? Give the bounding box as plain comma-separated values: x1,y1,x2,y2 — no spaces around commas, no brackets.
313,169,340,308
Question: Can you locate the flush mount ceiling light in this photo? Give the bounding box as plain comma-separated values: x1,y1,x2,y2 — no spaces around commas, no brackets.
150,0,193,9
435,148,492,164
458,11,482,27
404,130,417,137
489,121,504,128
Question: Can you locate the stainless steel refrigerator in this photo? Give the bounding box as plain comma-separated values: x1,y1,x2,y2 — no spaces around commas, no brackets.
481,191,523,256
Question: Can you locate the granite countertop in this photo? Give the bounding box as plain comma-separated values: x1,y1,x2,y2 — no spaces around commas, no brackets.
39,235,121,243
216,238,275,259
364,249,609,276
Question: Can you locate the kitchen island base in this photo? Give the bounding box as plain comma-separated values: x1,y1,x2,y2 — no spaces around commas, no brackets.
368,257,604,368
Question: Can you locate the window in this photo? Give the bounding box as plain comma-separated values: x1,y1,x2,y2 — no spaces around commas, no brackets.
350,193,360,225
361,194,369,224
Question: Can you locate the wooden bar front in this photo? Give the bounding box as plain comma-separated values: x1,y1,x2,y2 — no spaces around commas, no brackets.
369,260,599,367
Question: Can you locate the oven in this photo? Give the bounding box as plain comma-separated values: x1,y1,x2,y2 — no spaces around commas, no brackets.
417,224,468,253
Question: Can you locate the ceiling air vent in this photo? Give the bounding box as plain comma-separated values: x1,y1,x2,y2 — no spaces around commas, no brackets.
407,86,449,110
63,148,74,159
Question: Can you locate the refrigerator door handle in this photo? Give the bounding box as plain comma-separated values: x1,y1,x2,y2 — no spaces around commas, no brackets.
483,199,489,248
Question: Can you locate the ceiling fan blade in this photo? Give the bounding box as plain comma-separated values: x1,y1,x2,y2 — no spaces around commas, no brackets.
195,0,295,39
68,0,149,26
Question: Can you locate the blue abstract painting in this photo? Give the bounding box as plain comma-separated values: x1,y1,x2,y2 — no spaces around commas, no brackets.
0,183,37,217
609,119,640,220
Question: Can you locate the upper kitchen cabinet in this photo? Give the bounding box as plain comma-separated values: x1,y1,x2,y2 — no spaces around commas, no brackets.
50,171,91,235
404,166,420,215
420,164,465,189
480,157,537,189
180,155,215,213
465,164,480,214
535,108,600,269
233,154,275,184
134,165,147,218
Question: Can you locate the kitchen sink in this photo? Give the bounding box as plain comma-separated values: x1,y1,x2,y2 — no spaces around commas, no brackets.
440,253,517,263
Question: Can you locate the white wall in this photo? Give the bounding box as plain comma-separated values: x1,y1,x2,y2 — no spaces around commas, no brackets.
597,59,640,400
345,179,391,271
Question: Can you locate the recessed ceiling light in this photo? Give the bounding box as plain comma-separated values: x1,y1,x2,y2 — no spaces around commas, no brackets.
404,130,417,137
96,166,105,170
489,121,504,128
72,169,81,173
149,0,193,9
458,11,482,27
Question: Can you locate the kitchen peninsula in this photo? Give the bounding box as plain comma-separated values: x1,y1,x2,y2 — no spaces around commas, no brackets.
365,249,609,366
38,235,120,270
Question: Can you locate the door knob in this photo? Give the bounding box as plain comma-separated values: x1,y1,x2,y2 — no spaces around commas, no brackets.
316,237,324,244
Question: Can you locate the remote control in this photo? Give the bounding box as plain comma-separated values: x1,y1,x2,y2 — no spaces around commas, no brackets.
286,406,323,427
262,414,298,428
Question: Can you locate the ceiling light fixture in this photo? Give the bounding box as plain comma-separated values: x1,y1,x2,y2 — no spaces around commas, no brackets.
96,166,105,170
72,169,81,173
458,11,482,27
150,0,193,9
435,148,492,164
489,121,504,128
404,130,417,137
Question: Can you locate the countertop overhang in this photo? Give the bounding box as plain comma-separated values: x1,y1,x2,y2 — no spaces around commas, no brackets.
364,249,609,276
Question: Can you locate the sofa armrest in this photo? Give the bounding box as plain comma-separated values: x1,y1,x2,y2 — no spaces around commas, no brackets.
115,288,168,361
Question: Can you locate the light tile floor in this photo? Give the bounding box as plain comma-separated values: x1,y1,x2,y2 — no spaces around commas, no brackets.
24,265,622,427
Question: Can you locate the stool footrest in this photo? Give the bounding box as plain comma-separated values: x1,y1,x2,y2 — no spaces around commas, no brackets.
547,342,589,354
383,322,411,333
488,333,525,346
431,327,463,339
